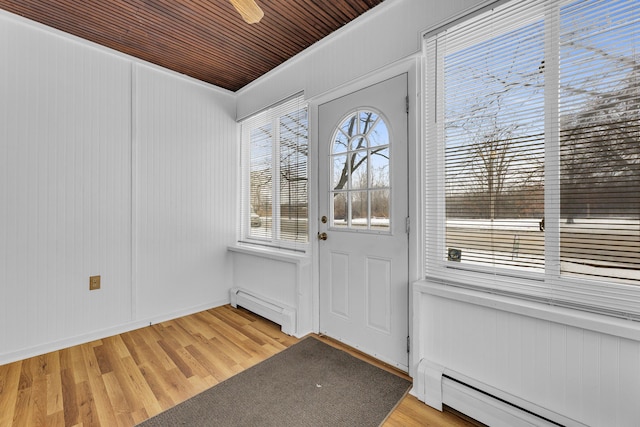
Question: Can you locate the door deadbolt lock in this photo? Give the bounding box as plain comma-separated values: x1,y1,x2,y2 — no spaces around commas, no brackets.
317,232,328,241
321,215,327,224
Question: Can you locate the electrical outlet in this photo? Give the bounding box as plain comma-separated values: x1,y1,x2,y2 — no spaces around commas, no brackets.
89,275,101,290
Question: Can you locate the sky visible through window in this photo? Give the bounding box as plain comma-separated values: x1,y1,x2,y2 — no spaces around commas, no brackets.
330,110,391,230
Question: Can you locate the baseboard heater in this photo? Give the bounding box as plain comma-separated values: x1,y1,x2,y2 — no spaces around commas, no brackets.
415,360,583,427
229,288,296,336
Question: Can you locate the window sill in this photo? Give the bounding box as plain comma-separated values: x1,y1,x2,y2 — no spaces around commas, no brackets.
228,244,309,264
414,278,640,342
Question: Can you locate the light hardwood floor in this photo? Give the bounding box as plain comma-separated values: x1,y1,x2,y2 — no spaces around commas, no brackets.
0,305,475,426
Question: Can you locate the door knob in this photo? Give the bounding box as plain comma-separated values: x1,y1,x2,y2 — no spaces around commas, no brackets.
317,232,328,241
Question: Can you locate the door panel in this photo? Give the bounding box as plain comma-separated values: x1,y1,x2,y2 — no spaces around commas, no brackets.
329,252,350,318
318,74,409,371
366,256,391,333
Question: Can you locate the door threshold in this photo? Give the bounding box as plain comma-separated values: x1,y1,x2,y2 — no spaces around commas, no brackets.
314,333,411,380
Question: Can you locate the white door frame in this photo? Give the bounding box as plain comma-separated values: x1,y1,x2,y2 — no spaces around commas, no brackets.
308,56,423,377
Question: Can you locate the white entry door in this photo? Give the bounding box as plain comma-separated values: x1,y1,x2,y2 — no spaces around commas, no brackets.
318,74,409,371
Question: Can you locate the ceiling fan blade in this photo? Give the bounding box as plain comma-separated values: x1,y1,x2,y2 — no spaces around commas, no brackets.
229,0,264,24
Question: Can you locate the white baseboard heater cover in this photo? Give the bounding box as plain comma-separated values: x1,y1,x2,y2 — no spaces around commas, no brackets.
229,288,296,336
414,359,585,427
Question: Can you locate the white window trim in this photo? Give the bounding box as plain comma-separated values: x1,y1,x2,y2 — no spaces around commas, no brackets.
423,0,640,320
239,94,309,253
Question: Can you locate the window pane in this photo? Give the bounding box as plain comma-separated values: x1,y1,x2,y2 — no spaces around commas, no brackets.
341,115,357,137
279,108,308,243
333,130,349,154
242,95,308,249
351,191,369,229
359,111,378,137
559,0,640,282
330,110,391,232
371,189,390,230
369,119,389,147
350,151,368,190
443,16,545,272
250,124,272,239
333,192,348,228
371,148,389,189
351,136,366,151
332,154,349,190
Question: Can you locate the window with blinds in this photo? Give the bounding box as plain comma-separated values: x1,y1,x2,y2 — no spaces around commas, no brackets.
240,95,308,250
425,0,640,317
559,0,640,283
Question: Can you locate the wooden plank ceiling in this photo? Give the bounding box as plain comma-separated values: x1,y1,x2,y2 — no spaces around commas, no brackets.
0,0,383,91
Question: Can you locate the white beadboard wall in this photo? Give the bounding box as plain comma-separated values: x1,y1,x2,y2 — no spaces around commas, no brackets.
228,247,313,337
0,15,133,359
135,64,236,321
0,11,237,364
413,282,640,426
236,0,487,119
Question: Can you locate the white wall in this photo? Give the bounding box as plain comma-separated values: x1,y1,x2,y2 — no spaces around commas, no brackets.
413,282,640,426
134,64,236,321
0,12,237,364
229,247,313,337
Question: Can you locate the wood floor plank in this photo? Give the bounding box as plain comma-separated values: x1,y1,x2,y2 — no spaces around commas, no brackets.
18,360,33,391
60,367,79,426
119,355,163,418
156,340,193,379
118,333,144,366
245,313,297,343
0,305,478,427
75,380,100,427
129,408,150,426
135,331,177,372
109,336,133,361
46,370,64,417
183,342,238,382
28,374,48,426
170,345,213,381
57,348,74,374
0,362,22,426
79,345,118,427
104,353,148,416
45,410,65,426
69,346,90,385
205,334,253,365
91,346,113,376
157,322,201,349
137,363,174,413
101,371,131,418
150,366,194,405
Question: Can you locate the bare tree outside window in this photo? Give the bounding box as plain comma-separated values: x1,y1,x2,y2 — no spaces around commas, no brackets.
330,111,390,230
558,6,640,279
439,0,640,281
443,19,546,270
246,100,309,246
444,22,546,220
279,109,309,241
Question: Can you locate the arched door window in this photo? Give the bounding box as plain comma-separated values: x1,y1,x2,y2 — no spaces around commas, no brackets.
330,110,390,231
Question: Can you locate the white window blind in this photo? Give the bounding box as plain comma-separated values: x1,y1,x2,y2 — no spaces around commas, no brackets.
425,0,640,318
439,1,546,273
240,95,308,251
559,0,640,283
